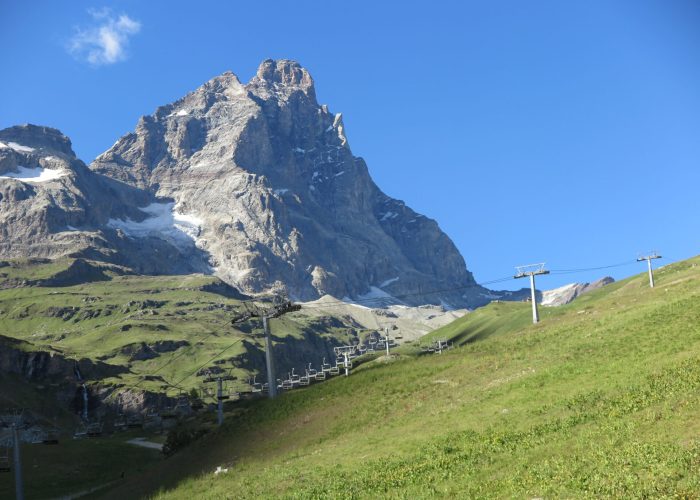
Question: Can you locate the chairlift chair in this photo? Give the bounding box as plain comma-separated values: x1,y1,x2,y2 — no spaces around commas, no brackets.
290,369,301,386
300,375,310,386
250,376,263,393
307,363,317,378
86,421,103,438
321,358,331,373
43,429,60,445
28,429,45,444
114,414,127,430
161,404,178,419
329,364,340,376
315,371,326,381
126,415,144,429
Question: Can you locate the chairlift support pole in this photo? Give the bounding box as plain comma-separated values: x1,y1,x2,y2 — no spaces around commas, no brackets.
216,378,224,427
232,301,300,400
263,315,277,399
12,424,23,500
384,327,390,357
514,263,550,324
638,253,662,288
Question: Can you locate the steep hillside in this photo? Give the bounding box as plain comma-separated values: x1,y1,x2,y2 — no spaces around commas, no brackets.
105,256,700,498
0,258,463,418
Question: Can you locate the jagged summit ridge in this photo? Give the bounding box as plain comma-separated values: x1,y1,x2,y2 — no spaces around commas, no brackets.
254,59,315,92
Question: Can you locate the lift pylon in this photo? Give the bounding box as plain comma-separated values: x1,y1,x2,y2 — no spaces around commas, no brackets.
637,252,662,288
514,263,549,324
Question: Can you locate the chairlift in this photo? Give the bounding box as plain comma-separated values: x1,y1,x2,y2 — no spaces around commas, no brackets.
86,421,103,438
144,410,160,427
73,422,87,438
290,368,301,386
307,363,317,378
114,414,127,430
126,414,143,429
42,429,60,445
161,404,178,419
315,371,326,381
250,376,263,393
329,364,340,376
321,358,331,373
299,375,310,386
172,393,191,413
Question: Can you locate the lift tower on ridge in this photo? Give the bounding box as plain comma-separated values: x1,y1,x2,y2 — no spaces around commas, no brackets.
638,251,662,288
514,263,549,324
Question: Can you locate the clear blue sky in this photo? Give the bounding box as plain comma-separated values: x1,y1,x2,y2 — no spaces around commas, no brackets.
2,0,699,291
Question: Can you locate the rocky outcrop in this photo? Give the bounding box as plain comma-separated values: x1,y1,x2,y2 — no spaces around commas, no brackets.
0,335,127,380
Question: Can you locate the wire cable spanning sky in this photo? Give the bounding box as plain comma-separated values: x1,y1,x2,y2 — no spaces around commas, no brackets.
2,1,699,290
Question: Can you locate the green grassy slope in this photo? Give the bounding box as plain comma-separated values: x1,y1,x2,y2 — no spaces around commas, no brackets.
0,259,356,397
107,256,700,498
0,259,365,499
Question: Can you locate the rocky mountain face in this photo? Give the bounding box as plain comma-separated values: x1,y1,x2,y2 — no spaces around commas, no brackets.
90,59,495,307
0,60,521,308
541,277,615,307
0,125,210,275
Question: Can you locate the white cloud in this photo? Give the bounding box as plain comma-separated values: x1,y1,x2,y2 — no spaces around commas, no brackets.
68,9,141,66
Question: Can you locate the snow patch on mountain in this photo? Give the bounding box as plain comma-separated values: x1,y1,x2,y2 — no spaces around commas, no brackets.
379,277,400,288
0,141,35,152
0,165,66,183
106,202,202,248
168,109,189,117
